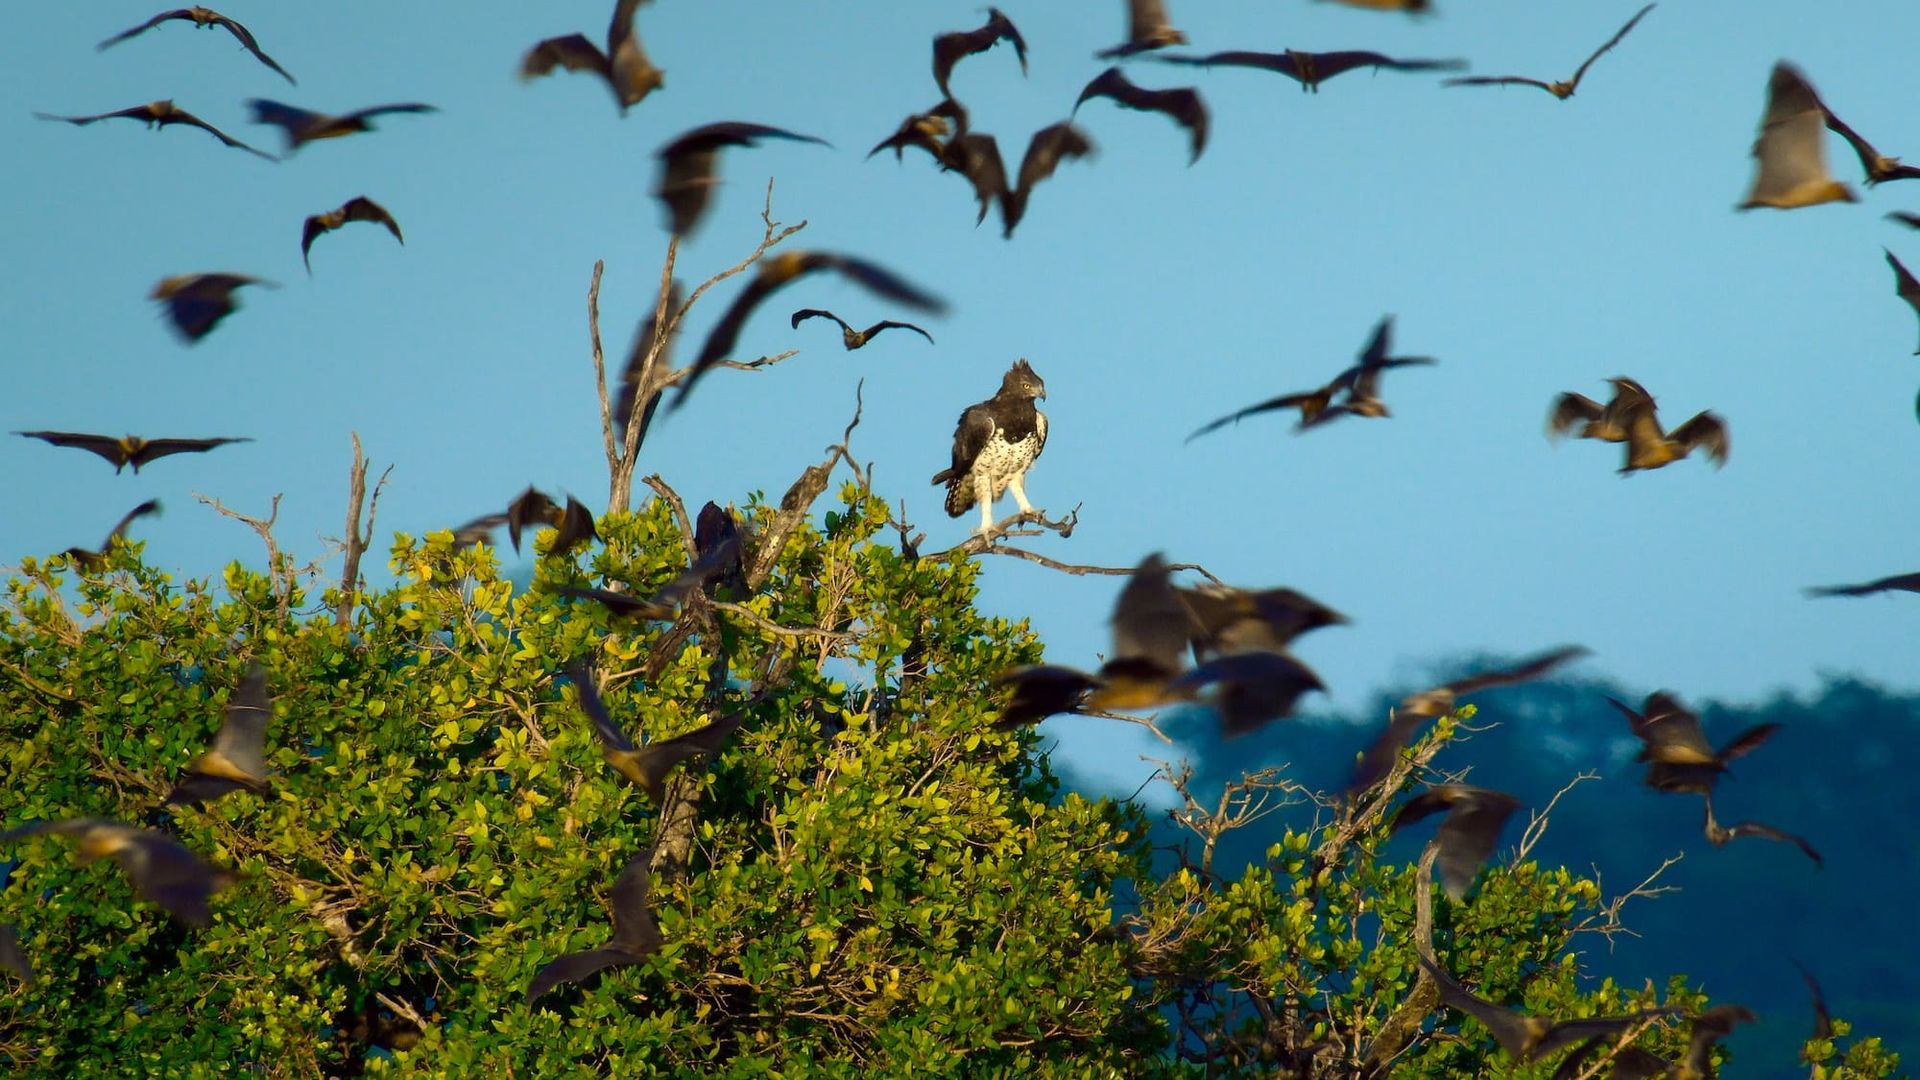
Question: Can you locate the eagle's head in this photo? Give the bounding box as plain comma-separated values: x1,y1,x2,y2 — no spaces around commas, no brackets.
1001,358,1046,401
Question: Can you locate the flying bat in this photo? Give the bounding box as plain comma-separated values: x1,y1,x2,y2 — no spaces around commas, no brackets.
97,7,295,84
1166,649,1326,735
790,308,934,349
247,99,437,151
1443,4,1654,100
1547,376,1653,443
1351,646,1590,794
1890,212,1920,230
1157,49,1468,93
1607,692,1780,794
449,513,509,550
1001,121,1097,237
551,530,738,618
932,7,1027,99
1391,784,1521,899
545,498,599,560
1677,1005,1759,1078
520,0,663,113
301,196,403,272
1418,951,1677,1062
1095,0,1188,60
1792,959,1835,1048
1805,570,1920,598
1176,584,1346,660
614,280,683,452
868,99,966,162
64,499,162,571
1886,249,1920,354
993,665,1103,729
1702,792,1821,866
1737,62,1857,210
150,272,273,343
0,924,29,984
654,122,830,237
0,818,235,927
11,431,251,474
35,100,276,161
1821,104,1920,185
1074,67,1209,164
568,660,744,803
526,847,664,1003
1187,315,1431,440
674,251,947,411
1317,0,1432,11
165,664,272,808
507,487,562,554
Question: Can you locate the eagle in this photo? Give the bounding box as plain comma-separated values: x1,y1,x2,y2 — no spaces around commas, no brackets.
932,359,1048,535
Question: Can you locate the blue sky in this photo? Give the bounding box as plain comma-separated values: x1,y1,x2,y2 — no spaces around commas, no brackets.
5,0,1919,796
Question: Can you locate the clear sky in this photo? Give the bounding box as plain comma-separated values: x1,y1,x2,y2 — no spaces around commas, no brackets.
5,0,1918,796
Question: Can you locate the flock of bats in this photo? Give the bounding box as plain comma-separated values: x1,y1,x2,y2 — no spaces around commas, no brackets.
3,0,1912,1072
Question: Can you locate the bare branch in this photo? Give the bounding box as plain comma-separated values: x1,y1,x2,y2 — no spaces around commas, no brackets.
334,433,391,629
1516,770,1599,860
589,259,614,473
711,600,855,643
642,474,698,563
676,179,805,326
1572,852,1685,946
195,492,295,619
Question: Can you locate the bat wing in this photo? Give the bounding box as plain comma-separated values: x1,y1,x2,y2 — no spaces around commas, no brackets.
0,924,30,984
807,253,948,312
1887,249,1920,353
1012,122,1095,222
1164,51,1301,81
1433,791,1521,899
120,829,235,927
866,320,935,344
212,13,296,85
1565,3,1656,91
606,849,664,954
1185,392,1315,442
554,586,672,620
1347,710,1428,794
628,714,745,801
130,436,252,469
521,33,609,79
615,279,682,449
526,947,638,1003
1535,1010,1675,1060
13,430,131,468
246,97,317,148
791,308,846,332
97,10,193,50
942,132,1009,226
103,499,164,550
1547,392,1605,438
345,103,439,124
547,497,599,558
1636,692,1715,762
1168,650,1324,736
506,487,560,553
1108,553,1191,675
568,659,638,755
1725,820,1823,865
209,665,272,779
1740,63,1855,209
301,213,332,270
1313,51,1466,81
340,197,404,244
994,664,1099,728
1417,953,1538,1059
450,513,508,549
1443,76,1558,93
1821,104,1886,183
161,107,277,160
1667,411,1729,465
1714,721,1781,763
1442,645,1590,695
1791,959,1834,1041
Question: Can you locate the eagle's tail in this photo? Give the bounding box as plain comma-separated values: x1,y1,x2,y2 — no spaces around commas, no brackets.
935,469,974,517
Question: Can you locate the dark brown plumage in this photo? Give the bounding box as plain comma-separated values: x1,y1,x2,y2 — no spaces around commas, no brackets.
11,431,251,474
1443,4,1654,100
0,818,235,928
1607,692,1780,795
526,847,663,1003
520,0,663,113
674,251,947,411
1822,103,1920,186
1350,647,1590,795
301,196,403,272
1391,784,1521,899
1187,315,1433,441
1074,66,1209,164
1805,570,1920,598
150,272,272,342
35,100,276,161
568,660,744,803
1702,792,1821,867
247,99,437,151
164,664,273,808
932,7,1027,99
1418,950,1677,1062
1167,649,1326,735
790,308,934,349
1887,249,1920,354
1096,0,1188,59
654,122,831,237
97,7,295,84
63,499,162,571
613,280,683,454
1157,48,1468,92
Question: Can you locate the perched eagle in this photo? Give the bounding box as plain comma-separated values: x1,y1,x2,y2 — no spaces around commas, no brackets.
932,359,1048,535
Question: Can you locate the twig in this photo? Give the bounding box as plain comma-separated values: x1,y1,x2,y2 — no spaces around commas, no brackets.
195,492,293,619
0,657,74,703
335,433,392,628
589,259,615,474
711,600,855,643
1517,770,1598,860
1572,853,1685,947
643,474,698,562
1077,707,1173,744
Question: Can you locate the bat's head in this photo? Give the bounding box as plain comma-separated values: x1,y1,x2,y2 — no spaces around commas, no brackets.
1001,358,1045,400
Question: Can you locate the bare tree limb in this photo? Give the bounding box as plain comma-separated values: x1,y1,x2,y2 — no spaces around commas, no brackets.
642,474,698,563
1572,853,1685,947
711,600,855,643
195,492,295,620
335,433,392,629
1517,770,1598,860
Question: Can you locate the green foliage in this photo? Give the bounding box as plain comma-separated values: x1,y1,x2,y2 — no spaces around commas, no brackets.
0,483,1904,1077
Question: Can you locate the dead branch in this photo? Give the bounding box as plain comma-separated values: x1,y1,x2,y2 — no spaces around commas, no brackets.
643,474,698,563
1516,770,1598,860
196,492,296,620
937,507,1082,557
1572,852,1685,947
335,433,393,628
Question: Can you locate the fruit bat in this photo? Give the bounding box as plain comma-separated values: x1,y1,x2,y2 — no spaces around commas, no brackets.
97,7,295,84
164,664,273,807
1391,783,1521,899
1095,0,1187,60
519,0,663,113
567,660,743,803
11,431,251,474
247,99,437,151
1157,48,1467,92
0,818,236,927
150,272,273,343
1074,66,1208,164
1737,62,1857,210
525,847,663,1003
932,8,1026,99
1443,4,1654,100
790,308,934,349
653,121,830,237
35,99,277,161
64,499,162,571
301,196,403,272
